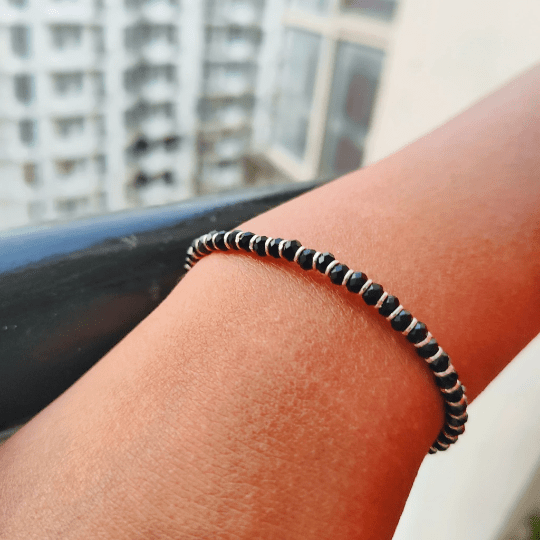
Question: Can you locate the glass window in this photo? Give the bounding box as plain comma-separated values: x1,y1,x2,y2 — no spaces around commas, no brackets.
93,27,105,54
320,42,384,177
50,25,83,49
95,155,107,174
19,119,36,145
124,64,176,92
23,163,38,186
55,158,87,176
11,25,30,57
125,24,176,51
52,72,84,95
341,0,397,21
14,74,33,104
273,29,321,160
55,197,89,216
92,72,105,98
54,117,85,137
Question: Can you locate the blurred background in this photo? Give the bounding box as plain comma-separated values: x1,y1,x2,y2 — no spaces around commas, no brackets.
1,0,539,231
1,0,539,538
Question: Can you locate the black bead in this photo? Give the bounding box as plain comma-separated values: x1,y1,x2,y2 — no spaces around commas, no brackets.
226,229,242,249
297,249,316,270
379,295,400,316
329,264,349,285
282,240,302,261
346,271,367,293
315,252,335,273
253,235,268,256
445,385,464,403
435,371,459,389
205,230,219,249
438,433,455,445
429,352,450,373
406,321,428,344
362,283,384,305
417,338,439,359
214,231,228,251
445,400,466,415
268,237,283,258
428,448,437,454
433,440,448,451
238,232,254,251
446,412,468,427
195,237,210,255
390,310,413,331
445,424,465,437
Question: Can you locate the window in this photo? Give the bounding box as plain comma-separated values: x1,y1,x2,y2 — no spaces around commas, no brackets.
95,155,106,174
320,42,384,176
93,27,105,54
23,163,38,186
50,25,83,49
52,72,84,95
341,0,397,21
11,25,30,57
92,72,105,98
164,135,180,151
55,158,86,176
14,74,33,104
55,197,89,216
124,64,176,92
125,24,176,51
54,117,85,137
19,119,36,145
273,29,321,159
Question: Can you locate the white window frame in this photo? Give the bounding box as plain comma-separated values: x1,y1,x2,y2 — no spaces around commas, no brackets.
267,0,393,181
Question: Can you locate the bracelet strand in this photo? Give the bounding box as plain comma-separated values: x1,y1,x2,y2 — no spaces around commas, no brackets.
183,229,468,454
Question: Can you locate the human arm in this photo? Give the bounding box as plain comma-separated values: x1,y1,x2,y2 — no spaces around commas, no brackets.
1,65,539,539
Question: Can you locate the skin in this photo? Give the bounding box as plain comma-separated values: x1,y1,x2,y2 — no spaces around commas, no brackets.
0,65,539,539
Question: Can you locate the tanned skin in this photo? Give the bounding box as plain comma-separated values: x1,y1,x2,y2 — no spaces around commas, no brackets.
1,65,539,539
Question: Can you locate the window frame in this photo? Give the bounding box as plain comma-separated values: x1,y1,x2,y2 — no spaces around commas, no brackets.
267,0,392,181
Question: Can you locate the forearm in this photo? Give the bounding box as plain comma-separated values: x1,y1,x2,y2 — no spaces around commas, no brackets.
1,66,539,539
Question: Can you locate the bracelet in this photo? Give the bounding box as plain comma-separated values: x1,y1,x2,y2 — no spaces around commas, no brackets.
183,229,468,454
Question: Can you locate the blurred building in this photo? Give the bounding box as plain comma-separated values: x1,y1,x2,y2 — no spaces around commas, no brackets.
0,0,271,229
0,0,108,227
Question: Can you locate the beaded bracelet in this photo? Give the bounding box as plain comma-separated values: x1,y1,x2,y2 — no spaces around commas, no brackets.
183,229,468,454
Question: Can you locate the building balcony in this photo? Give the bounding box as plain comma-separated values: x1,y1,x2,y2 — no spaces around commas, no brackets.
199,104,252,131
203,70,255,97
49,131,99,159
139,79,178,103
141,40,177,64
208,1,263,26
138,148,176,177
206,40,258,63
200,160,244,191
52,171,99,199
140,0,178,23
45,88,100,117
139,115,176,140
47,44,102,71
